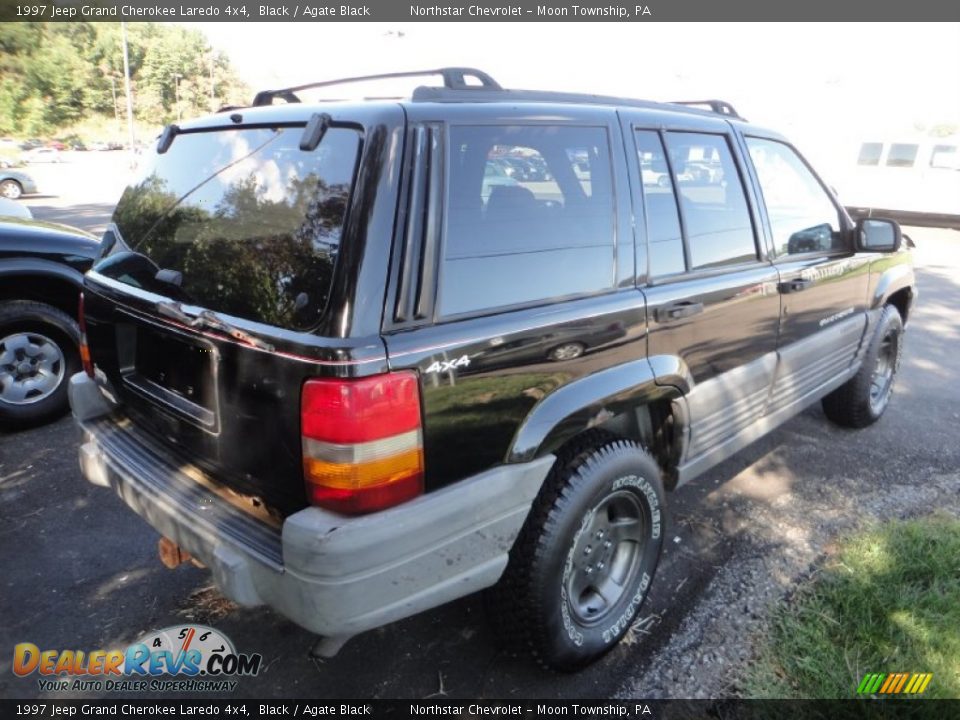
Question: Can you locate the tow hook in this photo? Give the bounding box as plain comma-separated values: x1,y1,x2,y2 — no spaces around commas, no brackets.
158,537,204,569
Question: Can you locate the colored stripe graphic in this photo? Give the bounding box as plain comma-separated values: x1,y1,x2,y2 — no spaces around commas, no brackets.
893,673,909,693
879,674,896,693
904,674,920,694
858,672,933,695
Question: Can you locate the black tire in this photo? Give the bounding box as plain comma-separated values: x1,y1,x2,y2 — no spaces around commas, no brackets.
0,300,80,429
822,304,903,429
488,438,666,671
0,179,23,200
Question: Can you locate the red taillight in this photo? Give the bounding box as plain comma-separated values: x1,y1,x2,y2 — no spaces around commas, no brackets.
78,292,94,378
301,372,424,514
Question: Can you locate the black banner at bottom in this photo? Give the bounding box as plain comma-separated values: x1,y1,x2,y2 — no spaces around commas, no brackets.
1,700,957,720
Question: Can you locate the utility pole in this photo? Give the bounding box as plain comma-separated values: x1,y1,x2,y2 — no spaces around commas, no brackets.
120,22,135,153
209,53,216,111
174,73,182,121
110,75,120,135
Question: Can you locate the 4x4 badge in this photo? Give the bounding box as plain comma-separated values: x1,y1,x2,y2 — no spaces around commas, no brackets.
425,355,471,374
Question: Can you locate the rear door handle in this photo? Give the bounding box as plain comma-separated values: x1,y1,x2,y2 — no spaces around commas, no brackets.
779,278,814,293
655,301,704,322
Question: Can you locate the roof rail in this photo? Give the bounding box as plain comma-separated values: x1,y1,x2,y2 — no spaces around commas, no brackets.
251,67,501,107
411,87,747,122
671,99,744,120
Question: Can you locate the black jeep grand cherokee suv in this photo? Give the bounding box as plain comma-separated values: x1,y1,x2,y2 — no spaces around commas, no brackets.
71,68,915,670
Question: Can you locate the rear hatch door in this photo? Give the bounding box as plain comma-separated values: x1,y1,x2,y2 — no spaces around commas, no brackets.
83,117,371,514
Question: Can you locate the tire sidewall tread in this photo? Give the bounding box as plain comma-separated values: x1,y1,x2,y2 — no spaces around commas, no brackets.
823,305,903,429
0,299,80,427
490,437,665,671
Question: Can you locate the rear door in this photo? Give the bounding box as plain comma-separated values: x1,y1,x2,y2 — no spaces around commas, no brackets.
622,111,781,470
382,105,644,489
740,135,871,417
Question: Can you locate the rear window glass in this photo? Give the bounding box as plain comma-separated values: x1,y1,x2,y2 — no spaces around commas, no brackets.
440,125,615,317
634,130,685,277
96,126,360,330
664,132,757,269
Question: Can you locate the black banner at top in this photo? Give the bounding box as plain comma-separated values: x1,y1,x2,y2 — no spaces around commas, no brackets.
1,0,959,22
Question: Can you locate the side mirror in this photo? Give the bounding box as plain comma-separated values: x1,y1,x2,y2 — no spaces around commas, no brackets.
856,218,902,253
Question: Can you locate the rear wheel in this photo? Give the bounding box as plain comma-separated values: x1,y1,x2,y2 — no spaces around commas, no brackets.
0,301,80,428
0,179,23,199
822,304,903,428
489,439,665,670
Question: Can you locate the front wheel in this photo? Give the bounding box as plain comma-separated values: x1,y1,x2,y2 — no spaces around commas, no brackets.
0,300,80,429
822,304,903,428
489,439,665,670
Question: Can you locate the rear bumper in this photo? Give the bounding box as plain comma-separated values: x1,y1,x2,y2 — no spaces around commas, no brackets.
69,372,553,639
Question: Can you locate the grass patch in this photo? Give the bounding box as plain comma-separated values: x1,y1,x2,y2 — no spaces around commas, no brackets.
746,514,960,699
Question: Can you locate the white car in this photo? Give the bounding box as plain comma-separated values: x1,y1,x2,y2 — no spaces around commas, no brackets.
26,147,63,164
641,164,671,187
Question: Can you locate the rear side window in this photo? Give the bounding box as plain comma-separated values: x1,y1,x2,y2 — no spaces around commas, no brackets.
635,130,685,276
886,143,919,168
98,126,360,330
663,132,757,269
440,125,615,317
857,142,883,166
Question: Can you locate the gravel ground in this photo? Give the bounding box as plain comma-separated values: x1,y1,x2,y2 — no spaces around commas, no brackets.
618,229,960,699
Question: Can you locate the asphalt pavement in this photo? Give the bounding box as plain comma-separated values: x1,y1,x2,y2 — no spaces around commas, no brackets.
1,153,958,699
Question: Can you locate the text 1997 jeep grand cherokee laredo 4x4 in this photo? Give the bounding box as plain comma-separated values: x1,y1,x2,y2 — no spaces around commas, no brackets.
70,68,915,670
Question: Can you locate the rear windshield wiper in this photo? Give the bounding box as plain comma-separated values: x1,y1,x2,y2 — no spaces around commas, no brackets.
156,301,274,352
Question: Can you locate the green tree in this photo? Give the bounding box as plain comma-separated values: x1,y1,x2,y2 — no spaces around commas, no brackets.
0,21,247,136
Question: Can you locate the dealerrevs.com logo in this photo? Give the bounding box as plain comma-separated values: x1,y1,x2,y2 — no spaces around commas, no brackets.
12,625,262,693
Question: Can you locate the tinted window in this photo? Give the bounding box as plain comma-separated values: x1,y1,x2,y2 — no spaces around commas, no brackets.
99,127,360,330
635,130,685,277
441,125,615,317
857,142,883,166
886,143,919,168
747,138,843,256
664,132,756,269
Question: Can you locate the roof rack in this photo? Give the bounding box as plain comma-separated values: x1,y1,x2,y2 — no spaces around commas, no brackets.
251,67,501,107
670,99,744,120
412,86,746,121
248,67,746,122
